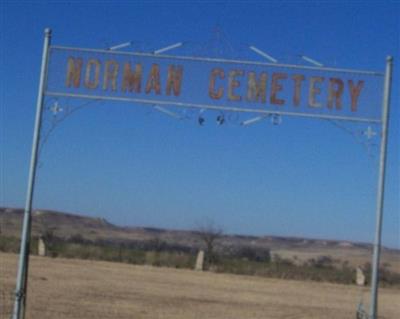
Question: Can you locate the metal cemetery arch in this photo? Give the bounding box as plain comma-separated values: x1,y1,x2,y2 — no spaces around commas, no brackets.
12,28,393,319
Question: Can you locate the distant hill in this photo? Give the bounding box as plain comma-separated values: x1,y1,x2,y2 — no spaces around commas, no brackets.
1,207,399,272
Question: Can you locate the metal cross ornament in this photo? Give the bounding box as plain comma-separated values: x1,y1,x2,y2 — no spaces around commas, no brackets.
363,126,377,140
50,101,63,115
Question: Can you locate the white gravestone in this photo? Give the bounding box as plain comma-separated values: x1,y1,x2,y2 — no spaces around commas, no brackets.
356,267,366,286
195,250,205,271
38,237,46,257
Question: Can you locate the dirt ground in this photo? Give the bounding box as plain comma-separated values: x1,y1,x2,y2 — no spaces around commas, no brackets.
1,253,399,319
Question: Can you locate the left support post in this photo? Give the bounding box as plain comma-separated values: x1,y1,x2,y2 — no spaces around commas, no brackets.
12,28,52,319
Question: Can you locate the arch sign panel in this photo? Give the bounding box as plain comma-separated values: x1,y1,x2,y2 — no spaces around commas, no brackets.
12,29,393,319
46,46,384,123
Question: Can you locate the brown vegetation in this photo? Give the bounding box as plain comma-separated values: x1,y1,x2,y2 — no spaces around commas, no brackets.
1,207,399,275
1,253,399,319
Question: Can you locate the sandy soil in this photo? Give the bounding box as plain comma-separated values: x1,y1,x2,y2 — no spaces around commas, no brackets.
1,253,398,319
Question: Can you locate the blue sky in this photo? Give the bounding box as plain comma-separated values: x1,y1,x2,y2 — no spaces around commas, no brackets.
1,1,399,248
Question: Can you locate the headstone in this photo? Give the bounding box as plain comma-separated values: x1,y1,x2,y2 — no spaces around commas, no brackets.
356,267,366,286
38,237,46,257
194,250,204,271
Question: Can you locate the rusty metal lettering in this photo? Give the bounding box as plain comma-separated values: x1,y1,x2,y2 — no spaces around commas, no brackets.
66,57,83,88
51,48,380,122
247,72,267,103
327,78,344,110
348,80,365,112
292,74,305,106
145,64,161,95
270,73,287,105
103,60,119,91
308,76,324,108
209,68,225,100
122,63,142,93
166,65,183,96
228,70,243,101
84,59,100,89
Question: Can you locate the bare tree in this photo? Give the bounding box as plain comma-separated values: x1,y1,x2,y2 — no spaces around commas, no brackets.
195,220,223,265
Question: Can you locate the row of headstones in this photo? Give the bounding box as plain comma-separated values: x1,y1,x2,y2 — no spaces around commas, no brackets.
38,237,207,270
194,250,368,286
37,239,367,286
193,250,370,287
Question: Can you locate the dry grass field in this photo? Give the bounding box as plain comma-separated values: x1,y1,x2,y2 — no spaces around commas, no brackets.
1,252,399,319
